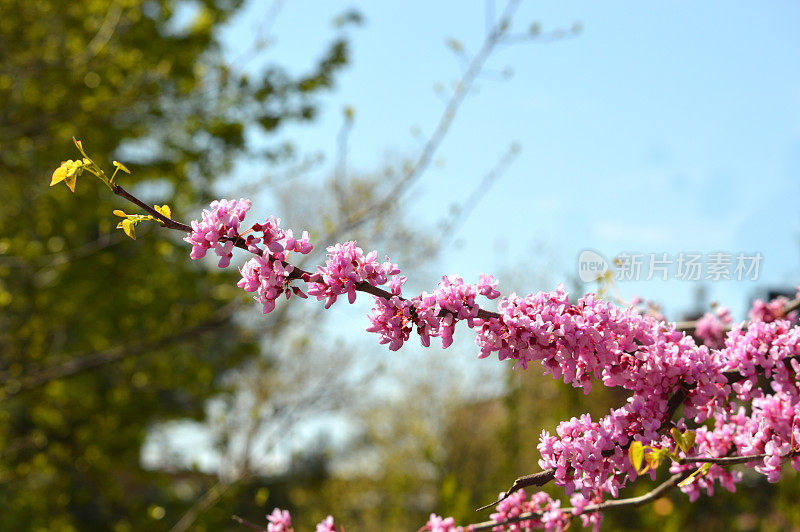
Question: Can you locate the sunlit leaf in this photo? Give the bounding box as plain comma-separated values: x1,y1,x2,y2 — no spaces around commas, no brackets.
50,163,69,186
64,173,77,192
121,219,136,240
629,441,644,473
683,431,696,451
112,161,131,174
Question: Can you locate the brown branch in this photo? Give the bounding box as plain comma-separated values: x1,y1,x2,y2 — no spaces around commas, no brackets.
109,162,800,524
111,183,505,321
112,184,192,232
471,447,800,530
479,351,800,511
232,515,267,531
475,468,556,511
109,182,800,516
679,449,799,466
1,308,233,396
471,472,689,531
675,297,800,333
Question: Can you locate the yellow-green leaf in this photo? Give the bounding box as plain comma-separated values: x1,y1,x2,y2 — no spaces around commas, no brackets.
113,210,127,217
112,161,131,174
121,219,136,240
677,472,698,488
64,173,77,192
645,450,663,471
629,441,644,473
160,205,171,218
670,428,683,447
50,163,69,186
683,431,696,451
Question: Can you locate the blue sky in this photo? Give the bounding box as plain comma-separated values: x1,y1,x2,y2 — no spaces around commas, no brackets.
223,0,800,318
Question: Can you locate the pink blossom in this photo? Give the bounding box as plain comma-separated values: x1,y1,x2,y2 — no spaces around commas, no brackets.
316,515,336,532
694,307,732,348
420,513,464,532
488,489,570,531
266,507,292,532
184,199,251,267
308,241,400,308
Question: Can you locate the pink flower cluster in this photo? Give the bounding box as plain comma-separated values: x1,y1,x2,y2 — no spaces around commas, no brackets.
668,422,741,501
237,216,313,314
749,296,793,323
694,307,732,349
420,513,465,531
366,274,500,350
265,508,340,532
307,241,400,308
489,489,570,531
183,202,800,527
316,515,337,532
474,287,725,408
267,507,292,532
184,198,251,267
569,492,603,531
536,301,800,504
538,412,632,498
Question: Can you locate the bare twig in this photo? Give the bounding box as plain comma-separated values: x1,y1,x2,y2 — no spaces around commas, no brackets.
77,0,124,65
471,446,800,530
170,481,234,532
0,305,235,396
675,297,800,332
433,143,520,251
112,184,192,232
471,472,689,530
232,515,267,531
321,0,524,244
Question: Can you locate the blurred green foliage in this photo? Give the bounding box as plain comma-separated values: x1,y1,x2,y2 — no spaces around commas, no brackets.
0,0,349,529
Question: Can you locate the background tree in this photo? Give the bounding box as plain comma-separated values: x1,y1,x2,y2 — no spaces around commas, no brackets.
0,1,353,529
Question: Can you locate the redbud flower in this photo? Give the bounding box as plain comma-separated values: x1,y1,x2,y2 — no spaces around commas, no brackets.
184,199,251,268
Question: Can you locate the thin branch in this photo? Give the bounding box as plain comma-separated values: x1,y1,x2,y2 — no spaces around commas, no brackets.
479,350,800,511
472,446,800,530
319,0,524,245
170,481,234,532
675,297,800,332
471,472,688,531
433,143,520,251
501,26,582,46
679,449,799,466
112,184,191,232
77,0,124,65
332,109,354,206
107,161,800,520
0,305,235,396
232,515,267,531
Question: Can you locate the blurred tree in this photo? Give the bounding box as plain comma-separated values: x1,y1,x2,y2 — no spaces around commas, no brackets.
0,0,352,529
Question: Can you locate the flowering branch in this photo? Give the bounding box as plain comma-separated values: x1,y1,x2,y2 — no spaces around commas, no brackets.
51,140,800,531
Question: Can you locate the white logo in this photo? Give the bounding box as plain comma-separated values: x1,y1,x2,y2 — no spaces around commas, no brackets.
577,250,609,282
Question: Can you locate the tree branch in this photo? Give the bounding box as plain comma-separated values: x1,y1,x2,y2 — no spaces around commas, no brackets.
1,307,234,396
232,515,267,531
471,472,690,531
